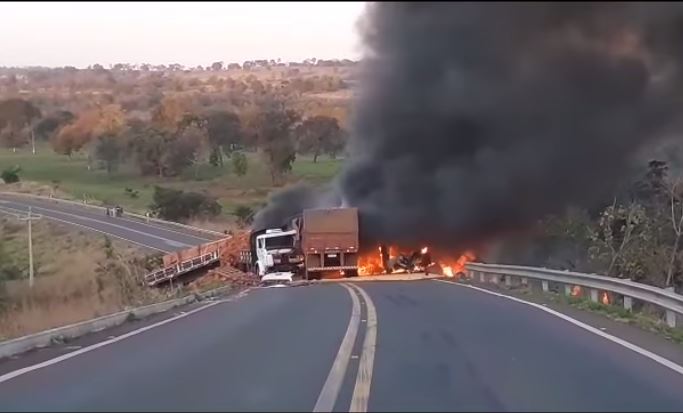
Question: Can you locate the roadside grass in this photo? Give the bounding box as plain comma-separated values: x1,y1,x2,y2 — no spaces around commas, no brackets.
551,292,683,346
461,278,683,347
0,217,174,340
0,145,343,216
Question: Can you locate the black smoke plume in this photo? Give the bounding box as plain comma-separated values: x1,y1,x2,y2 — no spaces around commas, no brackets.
255,2,683,253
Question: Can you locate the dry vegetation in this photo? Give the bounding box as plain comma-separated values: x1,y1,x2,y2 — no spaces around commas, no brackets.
0,60,355,227
0,217,172,340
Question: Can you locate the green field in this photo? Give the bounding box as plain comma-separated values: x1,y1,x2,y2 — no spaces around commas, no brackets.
0,145,343,217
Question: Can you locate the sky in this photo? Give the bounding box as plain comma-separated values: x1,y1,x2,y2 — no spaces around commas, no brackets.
0,1,367,68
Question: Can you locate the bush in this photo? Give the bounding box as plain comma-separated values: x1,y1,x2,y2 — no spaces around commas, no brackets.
0,240,22,282
1,166,21,184
124,187,139,199
149,186,222,222
103,236,114,259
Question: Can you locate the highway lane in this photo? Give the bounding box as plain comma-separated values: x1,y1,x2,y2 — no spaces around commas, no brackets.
0,280,682,411
0,285,354,412
0,195,212,252
361,281,683,411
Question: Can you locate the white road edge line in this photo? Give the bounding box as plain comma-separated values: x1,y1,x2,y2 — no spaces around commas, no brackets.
0,301,222,385
434,279,683,376
0,204,171,254
313,283,362,412
348,283,378,413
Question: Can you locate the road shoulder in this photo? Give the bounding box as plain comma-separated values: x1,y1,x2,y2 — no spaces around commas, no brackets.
437,278,683,368
0,288,245,376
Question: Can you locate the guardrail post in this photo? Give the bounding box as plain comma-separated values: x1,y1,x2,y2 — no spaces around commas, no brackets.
666,310,677,328
505,275,512,287
623,296,633,312
521,277,528,286
480,272,485,283
541,280,549,292
490,274,499,285
590,289,599,303
564,285,572,296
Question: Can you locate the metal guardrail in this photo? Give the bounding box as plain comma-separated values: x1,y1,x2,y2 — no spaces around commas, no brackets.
0,192,226,238
466,262,683,328
144,250,220,287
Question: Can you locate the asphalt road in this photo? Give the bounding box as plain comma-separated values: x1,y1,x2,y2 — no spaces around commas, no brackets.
0,285,352,412
1,281,683,411
2,196,683,411
0,194,211,252
362,281,683,412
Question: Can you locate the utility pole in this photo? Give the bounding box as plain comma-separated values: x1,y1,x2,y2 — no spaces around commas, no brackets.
15,206,42,288
28,207,33,287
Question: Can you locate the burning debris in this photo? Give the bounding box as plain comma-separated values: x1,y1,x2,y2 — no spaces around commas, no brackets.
358,245,475,278
254,3,683,261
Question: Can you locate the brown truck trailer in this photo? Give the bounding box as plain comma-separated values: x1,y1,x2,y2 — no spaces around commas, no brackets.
301,207,359,279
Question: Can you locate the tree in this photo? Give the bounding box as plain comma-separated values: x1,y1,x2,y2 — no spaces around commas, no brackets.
128,124,168,176
205,110,242,166
51,105,124,157
231,151,248,176
233,205,254,227
327,127,347,159
0,123,30,152
253,100,300,185
0,98,41,131
0,98,42,153
151,97,190,132
164,133,198,176
34,111,74,141
211,61,224,71
94,133,125,174
51,121,92,157
667,178,683,287
296,115,342,163
588,200,651,279
149,186,221,222
127,122,197,178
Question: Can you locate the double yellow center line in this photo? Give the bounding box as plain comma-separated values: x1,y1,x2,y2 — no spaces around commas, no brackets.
313,282,378,412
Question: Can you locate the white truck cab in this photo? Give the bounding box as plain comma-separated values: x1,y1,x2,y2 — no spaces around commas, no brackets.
254,228,301,283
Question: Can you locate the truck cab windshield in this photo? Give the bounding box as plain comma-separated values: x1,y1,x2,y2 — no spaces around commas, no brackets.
265,235,294,249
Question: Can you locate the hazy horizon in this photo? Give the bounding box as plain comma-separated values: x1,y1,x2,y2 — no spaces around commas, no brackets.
0,1,367,69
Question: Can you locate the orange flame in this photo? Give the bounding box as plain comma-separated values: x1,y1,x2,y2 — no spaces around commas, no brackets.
358,247,385,276
438,251,476,277
601,292,610,305
357,246,475,277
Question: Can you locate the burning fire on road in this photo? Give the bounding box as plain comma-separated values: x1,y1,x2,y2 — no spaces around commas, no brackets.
358,245,475,278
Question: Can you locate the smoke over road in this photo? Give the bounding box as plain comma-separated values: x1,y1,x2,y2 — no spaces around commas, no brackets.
255,2,683,252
